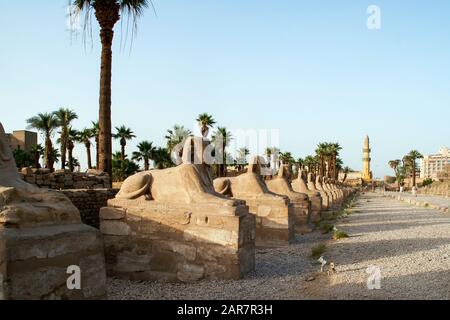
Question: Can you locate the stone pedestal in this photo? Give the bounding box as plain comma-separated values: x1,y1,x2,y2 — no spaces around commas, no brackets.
214,165,295,247
1,224,106,299
100,198,255,282
233,195,294,247
0,122,107,300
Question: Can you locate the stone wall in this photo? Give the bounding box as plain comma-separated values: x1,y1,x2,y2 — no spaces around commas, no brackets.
100,200,256,282
20,168,110,190
59,189,118,229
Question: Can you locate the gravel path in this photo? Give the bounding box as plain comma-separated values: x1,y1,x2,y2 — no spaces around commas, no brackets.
107,193,450,300
107,227,332,300
302,192,450,300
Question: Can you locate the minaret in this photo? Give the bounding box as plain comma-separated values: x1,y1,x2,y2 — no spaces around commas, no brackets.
362,135,372,182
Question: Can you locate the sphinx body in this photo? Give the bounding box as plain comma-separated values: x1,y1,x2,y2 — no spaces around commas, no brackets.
213,157,294,247
265,164,312,233
0,123,106,299
307,173,330,211
101,137,255,282
316,175,337,209
292,170,322,223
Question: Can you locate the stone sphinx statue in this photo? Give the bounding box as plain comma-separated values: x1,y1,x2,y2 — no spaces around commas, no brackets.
213,156,294,247
101,136,255,282
315,174,336,209
291,169,322,223
265,164,312,233
0,122,106,299
307,173,329,211
323,177,343,205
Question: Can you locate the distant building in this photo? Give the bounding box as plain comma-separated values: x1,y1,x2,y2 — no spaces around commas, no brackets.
6,130,38,153
361,135,373,183
420,147,450,180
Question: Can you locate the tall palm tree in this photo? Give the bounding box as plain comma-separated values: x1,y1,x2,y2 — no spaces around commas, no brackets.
196,113,216,138
71,0,150,178
407,150,424,187
388,159,401,176
57,128,79,172
76,128,94,169
327,143,342,179
26,113,58,171
315,142,329,176
113,125,136,160
67,128,79,172
132,140,156,171
91,121,100,168
30,144,44,169
211,127,232,177
54,108,78,170
165,125,192,157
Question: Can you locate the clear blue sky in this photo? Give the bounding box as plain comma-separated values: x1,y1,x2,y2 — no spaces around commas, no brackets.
1,0,449,178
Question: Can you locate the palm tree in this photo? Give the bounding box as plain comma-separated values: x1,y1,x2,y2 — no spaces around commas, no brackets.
165,125,192,157
407,150,424,187
71,0,150,178
388,160,401,176
91,121,100,168
153,147,172,169
57,128,79,172
54,108,78,170
113,125,136,160
211,127,232,177
315,142,330,176
196,113,216,138
26,113,58,171
67,128,79,172
132,140,156,171
76,128,94,169
279,151,294,165
30,144,44,168
328,143,342,179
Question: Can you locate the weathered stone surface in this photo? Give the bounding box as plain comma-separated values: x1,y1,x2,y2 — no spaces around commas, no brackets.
100,137,255,282
100,221,131,236
0,122,107,300
177,263,205,282
265,165,311,232
214,157,294,247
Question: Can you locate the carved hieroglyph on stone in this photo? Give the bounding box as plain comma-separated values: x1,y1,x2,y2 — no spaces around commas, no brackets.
292,169,322,223
265,164,312,233
0,122,106,299
100,137,255,282
214,157,294,247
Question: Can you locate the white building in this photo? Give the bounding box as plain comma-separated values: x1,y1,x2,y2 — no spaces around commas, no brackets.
420,147,450,179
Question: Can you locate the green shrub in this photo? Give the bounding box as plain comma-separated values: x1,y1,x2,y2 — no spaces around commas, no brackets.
311,244,327,259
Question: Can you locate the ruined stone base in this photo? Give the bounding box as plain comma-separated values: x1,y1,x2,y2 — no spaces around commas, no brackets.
100,199,255,282
243,197,295,247
0,224,106,300
309,196,322,223
289,200,312,234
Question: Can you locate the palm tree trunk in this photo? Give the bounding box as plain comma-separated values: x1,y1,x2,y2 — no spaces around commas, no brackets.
60,131,67,170
121,143,125,161
98,27,114,183
85,143,92,169
45,135,53,171
68,149,73,172
144,158,149,171
95,136,99,169
412,160,416,187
